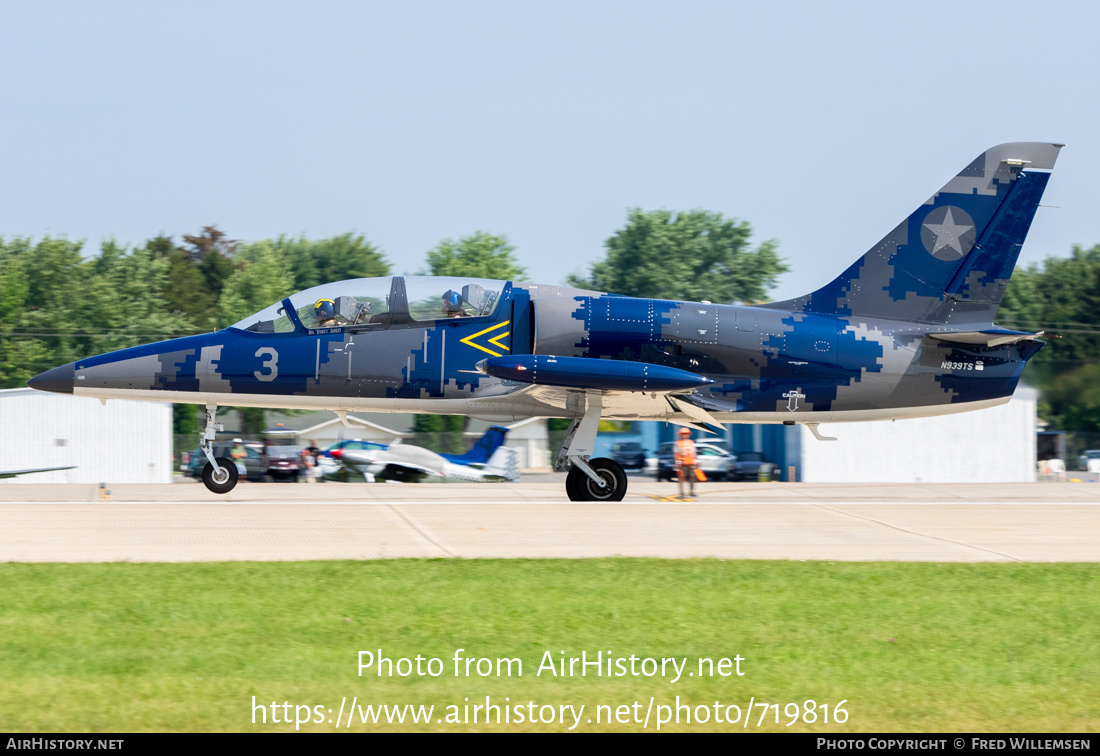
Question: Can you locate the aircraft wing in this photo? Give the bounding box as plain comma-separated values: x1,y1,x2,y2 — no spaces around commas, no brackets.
341,448,440,481
375,461,438,478
0,466,76,479
471,355,728,433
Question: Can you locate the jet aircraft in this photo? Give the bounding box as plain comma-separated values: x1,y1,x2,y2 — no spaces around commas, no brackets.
334,425,519,483
29,142,1062,501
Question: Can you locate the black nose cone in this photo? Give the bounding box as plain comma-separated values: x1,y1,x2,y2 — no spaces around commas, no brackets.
28,364,75,394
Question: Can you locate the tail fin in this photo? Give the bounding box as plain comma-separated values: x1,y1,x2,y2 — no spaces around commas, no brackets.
766,142,1062,324
441,426,509,465
482,446,520,481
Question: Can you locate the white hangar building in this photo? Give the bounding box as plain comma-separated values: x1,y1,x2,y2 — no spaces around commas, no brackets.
0,387,173,484
0,384,1037,486
727,386,1039,483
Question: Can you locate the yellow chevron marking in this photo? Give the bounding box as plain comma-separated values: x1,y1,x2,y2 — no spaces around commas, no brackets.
487,330,511,350
459,320,511,357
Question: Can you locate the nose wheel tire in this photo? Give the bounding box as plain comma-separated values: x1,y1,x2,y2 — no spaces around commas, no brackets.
566,457,627,501
202,457,239,494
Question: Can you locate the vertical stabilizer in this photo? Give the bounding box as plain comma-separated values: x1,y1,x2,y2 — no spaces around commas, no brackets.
765,142,1062,324
441,425,509,465
482,446,520,482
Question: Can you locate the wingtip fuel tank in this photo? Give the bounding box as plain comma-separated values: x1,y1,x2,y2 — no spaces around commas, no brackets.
478,355,714,392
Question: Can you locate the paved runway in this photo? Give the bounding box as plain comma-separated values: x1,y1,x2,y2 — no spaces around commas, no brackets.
0,481,1096,563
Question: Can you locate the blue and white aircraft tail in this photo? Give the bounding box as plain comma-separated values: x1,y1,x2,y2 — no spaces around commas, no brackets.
440,425,508,466
767,142,1062,326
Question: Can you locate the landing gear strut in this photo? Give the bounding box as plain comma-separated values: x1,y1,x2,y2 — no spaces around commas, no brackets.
199,403,238,494
555,391,627,501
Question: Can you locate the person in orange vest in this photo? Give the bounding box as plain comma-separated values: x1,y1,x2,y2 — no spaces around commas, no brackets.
674,427,699,497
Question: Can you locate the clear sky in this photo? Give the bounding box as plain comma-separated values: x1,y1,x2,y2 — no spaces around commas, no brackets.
2,0,1097,301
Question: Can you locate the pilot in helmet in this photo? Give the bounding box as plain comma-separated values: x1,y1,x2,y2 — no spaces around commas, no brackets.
442,290,467,317
314,298,337,326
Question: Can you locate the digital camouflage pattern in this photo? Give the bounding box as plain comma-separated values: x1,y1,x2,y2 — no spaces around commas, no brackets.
31,143,1060,431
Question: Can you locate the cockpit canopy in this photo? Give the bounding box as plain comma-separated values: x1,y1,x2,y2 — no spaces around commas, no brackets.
230,276,506,333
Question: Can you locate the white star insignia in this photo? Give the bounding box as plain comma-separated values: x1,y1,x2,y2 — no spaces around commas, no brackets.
924,208,974,257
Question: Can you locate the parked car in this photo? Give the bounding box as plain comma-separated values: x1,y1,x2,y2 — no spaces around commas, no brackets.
184,442,264,482
655,441,736,481
1077,450,1100,471
610,442,647,470
264,445,304,482
725,451,778,482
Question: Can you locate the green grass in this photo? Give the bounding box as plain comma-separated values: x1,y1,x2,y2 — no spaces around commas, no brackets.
0,560,1097,732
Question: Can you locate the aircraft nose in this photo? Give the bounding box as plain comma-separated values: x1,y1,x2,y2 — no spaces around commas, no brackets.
28,364,75,394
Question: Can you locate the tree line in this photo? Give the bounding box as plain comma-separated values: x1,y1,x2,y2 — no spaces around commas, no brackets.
998,244,1100,432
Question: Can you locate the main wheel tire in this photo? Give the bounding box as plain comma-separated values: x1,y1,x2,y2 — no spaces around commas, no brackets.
201,457,239,494
566,457,627,501
565,467,584,501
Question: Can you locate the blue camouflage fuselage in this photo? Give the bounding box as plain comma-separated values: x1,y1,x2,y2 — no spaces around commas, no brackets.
35,278,1039,425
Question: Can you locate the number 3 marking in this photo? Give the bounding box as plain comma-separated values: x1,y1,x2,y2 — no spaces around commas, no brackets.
255,347,279,381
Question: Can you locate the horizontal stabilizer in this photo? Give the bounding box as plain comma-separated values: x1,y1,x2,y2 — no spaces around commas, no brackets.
927,329,1043,347
478,355,713,392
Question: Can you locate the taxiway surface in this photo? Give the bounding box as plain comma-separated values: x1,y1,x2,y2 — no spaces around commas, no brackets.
0,481,1096,563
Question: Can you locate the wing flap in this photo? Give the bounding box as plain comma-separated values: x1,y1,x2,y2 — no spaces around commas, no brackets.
666,395,726,434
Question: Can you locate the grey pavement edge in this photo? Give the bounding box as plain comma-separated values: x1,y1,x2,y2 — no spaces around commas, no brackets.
0,482,1097,563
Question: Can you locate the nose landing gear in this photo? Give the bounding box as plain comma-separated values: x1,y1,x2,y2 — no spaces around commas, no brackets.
202,455,239,494
198,403,239,494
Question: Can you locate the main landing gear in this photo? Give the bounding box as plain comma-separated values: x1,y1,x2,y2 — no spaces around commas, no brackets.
565,458,627,501
199,403,238,494
555,391,627,502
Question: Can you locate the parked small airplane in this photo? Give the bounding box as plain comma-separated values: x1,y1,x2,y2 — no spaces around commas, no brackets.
334,426,519,483
29,142,1061,501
